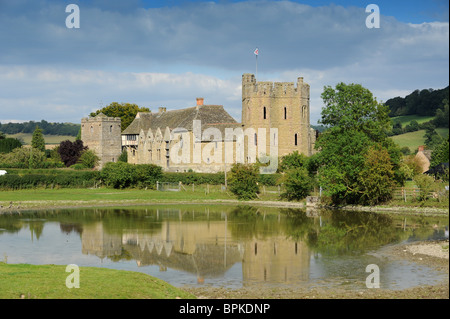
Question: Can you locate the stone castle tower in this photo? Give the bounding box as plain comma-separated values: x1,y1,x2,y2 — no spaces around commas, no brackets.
81,113,122,169
241,73,315,157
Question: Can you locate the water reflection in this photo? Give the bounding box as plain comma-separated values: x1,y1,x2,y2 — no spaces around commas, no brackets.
0,206,447,289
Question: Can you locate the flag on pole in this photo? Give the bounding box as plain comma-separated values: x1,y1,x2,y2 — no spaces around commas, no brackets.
254,48,259,55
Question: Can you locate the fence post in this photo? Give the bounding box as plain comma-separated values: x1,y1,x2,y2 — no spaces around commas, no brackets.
156,181,159,191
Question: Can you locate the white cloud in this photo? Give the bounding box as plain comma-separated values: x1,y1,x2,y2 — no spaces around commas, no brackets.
0,1,448,125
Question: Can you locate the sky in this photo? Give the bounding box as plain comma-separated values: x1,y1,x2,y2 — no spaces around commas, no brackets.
0,0,448,125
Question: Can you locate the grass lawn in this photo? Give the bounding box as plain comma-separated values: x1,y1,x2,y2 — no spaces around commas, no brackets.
390,115,435,126
0,186,286,210
0,262,195,299
390,128,449,150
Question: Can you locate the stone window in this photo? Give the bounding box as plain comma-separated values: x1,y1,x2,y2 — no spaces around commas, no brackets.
294,133,298,146
263,106,266,119
284,107,287,119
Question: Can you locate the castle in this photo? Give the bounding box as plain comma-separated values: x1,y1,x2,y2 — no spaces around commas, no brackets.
81,74,317,172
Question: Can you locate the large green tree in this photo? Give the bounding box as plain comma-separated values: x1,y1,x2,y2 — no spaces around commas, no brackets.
316,83,402,205
90,102,150,131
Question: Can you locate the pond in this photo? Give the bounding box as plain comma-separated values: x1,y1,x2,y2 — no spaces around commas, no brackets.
0,205,448,291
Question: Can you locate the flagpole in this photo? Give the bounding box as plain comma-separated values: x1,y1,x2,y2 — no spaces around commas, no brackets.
255,53,258,79
254,47,258,79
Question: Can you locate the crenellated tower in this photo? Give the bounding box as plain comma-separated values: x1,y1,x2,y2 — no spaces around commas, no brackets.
241,73,313,158
81,113,122,169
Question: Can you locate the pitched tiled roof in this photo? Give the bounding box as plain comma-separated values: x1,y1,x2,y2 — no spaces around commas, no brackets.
122,105,239,136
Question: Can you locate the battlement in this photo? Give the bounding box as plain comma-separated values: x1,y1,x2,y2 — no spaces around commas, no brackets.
242,74,309,98
81,113,121,123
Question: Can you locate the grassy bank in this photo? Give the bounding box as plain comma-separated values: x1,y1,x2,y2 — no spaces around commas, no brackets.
0,186,286,210
0,187,448,213
0,262,195,299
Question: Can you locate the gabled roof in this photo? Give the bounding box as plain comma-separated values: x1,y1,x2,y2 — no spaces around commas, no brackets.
122,112,153,135
122,105,239,136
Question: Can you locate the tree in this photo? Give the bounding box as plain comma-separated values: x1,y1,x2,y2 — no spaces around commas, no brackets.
319,82,391,142
433,99,449,128
58,140,87,167
357,144,396,205
227,163,260,200
31,126,46,152
118,150,128,163
0,138,22,154
316,83,400,205
424,125,443,150
316,129,372,204
430,137,449,168
90,102,150,131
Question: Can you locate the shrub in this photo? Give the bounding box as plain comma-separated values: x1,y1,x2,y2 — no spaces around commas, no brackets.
0,147,46,169
227,163,260,200
78,149,100,169
414,174,436,202
280,167,313,201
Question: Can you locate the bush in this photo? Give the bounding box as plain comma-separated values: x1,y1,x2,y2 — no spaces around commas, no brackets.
227,163,260,200
414,174,436,202
0,147,46,169
78,149,100,169
280,167,313,201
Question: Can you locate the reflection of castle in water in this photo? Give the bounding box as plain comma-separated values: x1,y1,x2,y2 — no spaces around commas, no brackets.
80,212,310,284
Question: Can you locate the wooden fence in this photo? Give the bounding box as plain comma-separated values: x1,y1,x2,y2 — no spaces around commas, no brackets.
392,187,448,202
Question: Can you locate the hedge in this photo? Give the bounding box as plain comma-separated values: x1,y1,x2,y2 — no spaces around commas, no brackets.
0,171,101,190
160,171,281,186
0,166,282,190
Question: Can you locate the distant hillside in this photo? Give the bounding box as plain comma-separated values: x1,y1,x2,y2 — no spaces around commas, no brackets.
0,120,80,137
385,86,449,117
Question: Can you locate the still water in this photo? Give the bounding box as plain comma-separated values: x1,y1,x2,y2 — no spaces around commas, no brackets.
0,205,448,290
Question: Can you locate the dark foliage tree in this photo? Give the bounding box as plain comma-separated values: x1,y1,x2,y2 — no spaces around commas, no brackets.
58,140,87,167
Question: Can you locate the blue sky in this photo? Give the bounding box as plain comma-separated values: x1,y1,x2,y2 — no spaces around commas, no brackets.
0,0,448,125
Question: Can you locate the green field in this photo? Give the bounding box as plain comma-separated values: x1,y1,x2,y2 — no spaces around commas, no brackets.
390,115,435,126
390,128,449,150
0,262,195,299
5,133,75,146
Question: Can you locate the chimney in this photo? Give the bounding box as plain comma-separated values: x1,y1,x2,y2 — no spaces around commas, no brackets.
158,107,166,113
196,97,204,106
